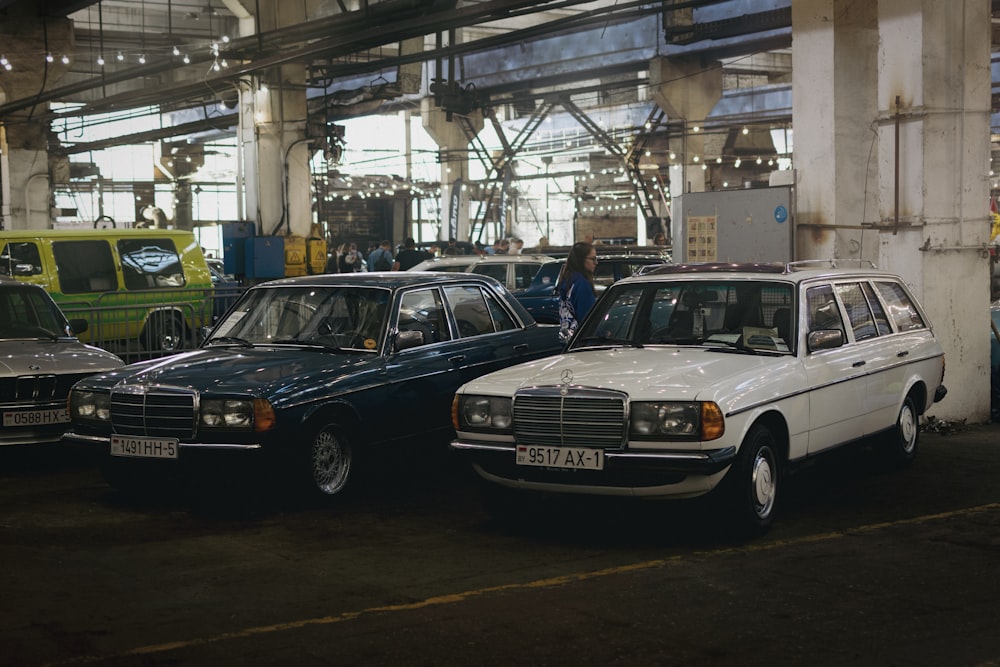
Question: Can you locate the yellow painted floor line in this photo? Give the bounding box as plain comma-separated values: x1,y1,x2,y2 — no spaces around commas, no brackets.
46,502,1000,666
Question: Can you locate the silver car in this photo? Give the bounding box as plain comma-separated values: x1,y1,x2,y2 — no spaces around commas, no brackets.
0,277,123,446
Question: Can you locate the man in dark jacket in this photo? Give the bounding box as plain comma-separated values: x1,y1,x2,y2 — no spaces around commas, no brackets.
392,237,430,271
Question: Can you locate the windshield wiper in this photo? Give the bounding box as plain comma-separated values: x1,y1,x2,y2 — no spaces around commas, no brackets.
270,337,342,350
206,336,253,347
704,339,768,355
575,336,644,349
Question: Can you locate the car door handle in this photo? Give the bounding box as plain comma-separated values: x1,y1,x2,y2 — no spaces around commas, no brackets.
852,360,866,368
897,350,909,358
513,344,528,352
449,355,466,364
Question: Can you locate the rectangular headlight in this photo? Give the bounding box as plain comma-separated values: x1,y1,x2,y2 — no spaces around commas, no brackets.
456,395,512,431
200,398,255,429
630,401,724,440
70,389,111,422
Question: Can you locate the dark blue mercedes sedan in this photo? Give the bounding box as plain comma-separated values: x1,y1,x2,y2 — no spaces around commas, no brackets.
63,272,563,499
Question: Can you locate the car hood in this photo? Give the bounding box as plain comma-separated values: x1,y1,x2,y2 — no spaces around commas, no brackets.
0,339,123,376
459,347,800,407
88,346,378,402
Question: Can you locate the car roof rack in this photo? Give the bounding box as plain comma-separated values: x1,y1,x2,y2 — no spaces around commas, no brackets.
784,259,878,272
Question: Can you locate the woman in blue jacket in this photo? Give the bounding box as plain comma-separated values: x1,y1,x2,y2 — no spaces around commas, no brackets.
557,241,597,342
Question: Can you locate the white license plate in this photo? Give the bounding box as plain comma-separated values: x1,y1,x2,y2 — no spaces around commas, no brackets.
111,435,179,459
515,445,604,470
3,409,69,427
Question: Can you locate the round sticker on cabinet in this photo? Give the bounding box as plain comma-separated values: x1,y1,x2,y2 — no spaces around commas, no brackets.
774,205,788,223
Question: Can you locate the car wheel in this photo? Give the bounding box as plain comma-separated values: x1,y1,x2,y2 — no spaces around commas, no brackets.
722,423,780,538
142,312,187,352
304,422,354,498
878,394,919,468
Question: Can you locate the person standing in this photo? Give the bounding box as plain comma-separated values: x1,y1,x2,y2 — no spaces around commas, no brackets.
339,242,364,272
510,237,524,254
368,240,394,271
557,241,597,342
392,237,430,271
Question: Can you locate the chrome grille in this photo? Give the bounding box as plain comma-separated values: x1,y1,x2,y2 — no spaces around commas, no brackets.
110,385,197,438
512,387,627,449
0,374,88,404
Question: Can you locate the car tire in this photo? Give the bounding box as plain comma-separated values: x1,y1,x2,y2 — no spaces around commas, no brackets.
302,421,354,499
141,312,187,352
877,394,919,468
721,423,780,538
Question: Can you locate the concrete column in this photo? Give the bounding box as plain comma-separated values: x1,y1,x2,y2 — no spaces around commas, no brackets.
238,1,311,238
0,13,73,230
421,99,483,243
876,0,992,422
649,56,720,243
791,0,879,261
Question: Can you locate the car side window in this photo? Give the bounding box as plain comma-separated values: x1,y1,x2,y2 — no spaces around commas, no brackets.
806,285,846,335
117,239,187,290
444,286,495,337
484,289,518,332
51,240,117,293
835,282,878,341
0,242,43,276
862,281,893,335
875,281,926,331
398,288,450,345
472,263,507,286
512,263,538,290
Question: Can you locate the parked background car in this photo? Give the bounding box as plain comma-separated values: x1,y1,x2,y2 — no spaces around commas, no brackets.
206,257,246,324
63,273,562,499
408,253,558,293
0,229,214,359
0,277,124,447
515,248,674,324
450,262,947,537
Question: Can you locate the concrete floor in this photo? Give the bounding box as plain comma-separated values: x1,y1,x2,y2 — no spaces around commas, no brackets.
1,423,999,667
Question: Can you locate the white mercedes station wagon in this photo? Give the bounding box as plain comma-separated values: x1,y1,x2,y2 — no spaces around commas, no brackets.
449,262,948,536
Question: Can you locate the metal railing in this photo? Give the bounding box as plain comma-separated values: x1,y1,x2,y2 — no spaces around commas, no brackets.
60,285,248,364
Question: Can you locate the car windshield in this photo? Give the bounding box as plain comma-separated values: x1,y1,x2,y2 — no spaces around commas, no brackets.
571,279,795,354
207,285,390,352
0,285,72,340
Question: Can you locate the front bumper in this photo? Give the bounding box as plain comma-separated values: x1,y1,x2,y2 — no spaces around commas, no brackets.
450,439,736,492
61,431,263,452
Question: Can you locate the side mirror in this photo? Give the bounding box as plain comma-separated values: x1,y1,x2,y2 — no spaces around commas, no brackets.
394,329,425,352
68,318,88,335
807,329,844,352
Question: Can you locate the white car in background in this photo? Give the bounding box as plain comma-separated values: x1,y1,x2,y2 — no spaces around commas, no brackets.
408,254,558,294
0,277,124,446
450,261,948,537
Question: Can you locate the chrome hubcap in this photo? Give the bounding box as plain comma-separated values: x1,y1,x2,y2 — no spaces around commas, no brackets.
313,429,350,495
751,448,776,519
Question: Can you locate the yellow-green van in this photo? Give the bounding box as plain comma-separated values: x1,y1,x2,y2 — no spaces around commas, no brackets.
0,229,213,358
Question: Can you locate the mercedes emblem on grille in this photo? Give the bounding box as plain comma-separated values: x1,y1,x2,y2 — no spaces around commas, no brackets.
561,369,573,384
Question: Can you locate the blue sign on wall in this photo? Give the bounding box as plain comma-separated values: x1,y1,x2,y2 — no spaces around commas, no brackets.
774,205,788,223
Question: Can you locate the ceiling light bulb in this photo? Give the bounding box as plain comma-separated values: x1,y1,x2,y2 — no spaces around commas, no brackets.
45,53,54,63
61,55,70,64
172,46,180,56
116,51,124,61
96,56,105,66
742,126,749,135
138,54,146,64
